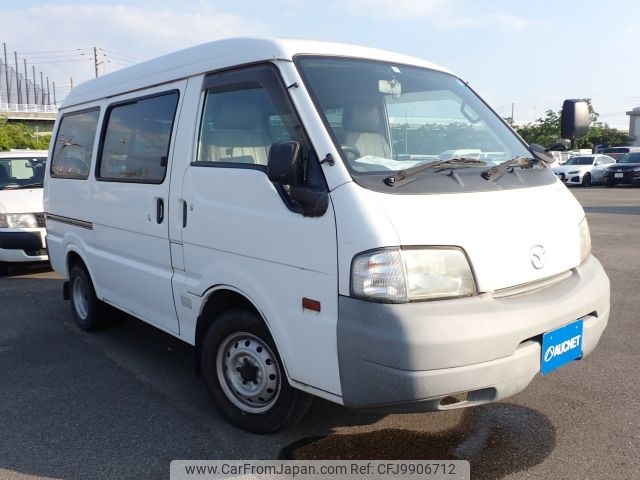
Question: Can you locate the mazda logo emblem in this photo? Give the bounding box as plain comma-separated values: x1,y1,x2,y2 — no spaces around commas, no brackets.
530,245,545,269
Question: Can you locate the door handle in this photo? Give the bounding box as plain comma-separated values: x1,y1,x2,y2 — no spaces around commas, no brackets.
156,198,164,224
182,200,188,228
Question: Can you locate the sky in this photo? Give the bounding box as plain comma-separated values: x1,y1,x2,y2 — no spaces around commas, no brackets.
2,0,639,129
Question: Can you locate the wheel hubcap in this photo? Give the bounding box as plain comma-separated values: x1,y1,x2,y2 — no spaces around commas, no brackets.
72,276,89,320
216,332,280,413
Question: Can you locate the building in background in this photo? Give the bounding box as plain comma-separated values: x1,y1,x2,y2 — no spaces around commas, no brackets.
627,107,640,146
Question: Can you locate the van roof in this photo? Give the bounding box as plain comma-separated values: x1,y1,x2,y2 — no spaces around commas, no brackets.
61,37,452,109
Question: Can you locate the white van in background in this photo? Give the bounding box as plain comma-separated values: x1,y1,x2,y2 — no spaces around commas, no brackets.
0,150,48,273
44,38,609,433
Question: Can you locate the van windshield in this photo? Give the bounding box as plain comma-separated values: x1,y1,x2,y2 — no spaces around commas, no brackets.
296,57,532,185
0,156,46,190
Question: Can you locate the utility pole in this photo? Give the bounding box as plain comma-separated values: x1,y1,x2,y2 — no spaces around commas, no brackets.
70,77,74,90
40,71,44,106
23,59,29,105
32,65,37,104
46,76,50,106
14,51,21,105
3,43,10,104
94,46,99,78
52,81,57,105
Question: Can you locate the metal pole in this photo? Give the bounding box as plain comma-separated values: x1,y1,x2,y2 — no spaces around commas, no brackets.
52,80,57,105
70,77,74,90
14,51,21,105
32,65,37,103
23,59,29,105
40,71,44,106
46,76,50,106
3,43,10,103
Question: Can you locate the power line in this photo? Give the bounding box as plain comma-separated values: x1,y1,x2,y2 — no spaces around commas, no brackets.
101,48,144,62
17,47,92,55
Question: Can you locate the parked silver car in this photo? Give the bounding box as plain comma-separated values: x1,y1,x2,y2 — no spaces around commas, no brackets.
552,154,616,186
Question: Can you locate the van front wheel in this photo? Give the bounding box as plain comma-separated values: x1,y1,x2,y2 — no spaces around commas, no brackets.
201,307,312,433
69,264,106,331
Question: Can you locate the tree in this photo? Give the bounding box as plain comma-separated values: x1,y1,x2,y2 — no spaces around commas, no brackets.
512,109,562,147
0,118,51,151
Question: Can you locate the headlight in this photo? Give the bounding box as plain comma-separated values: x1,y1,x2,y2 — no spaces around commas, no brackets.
579,218,591,264
0,213,38,229
351,247,476,302
633,167,640,172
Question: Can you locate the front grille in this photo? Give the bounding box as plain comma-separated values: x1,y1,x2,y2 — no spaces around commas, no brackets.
34,213,46,228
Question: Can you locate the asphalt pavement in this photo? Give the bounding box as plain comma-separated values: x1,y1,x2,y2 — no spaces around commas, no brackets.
0,186,638,480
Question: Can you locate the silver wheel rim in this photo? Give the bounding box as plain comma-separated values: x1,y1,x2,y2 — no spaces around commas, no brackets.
216,332,281,413
72,275,89,320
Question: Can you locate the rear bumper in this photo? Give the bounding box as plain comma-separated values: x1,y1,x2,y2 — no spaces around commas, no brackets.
337,255,609,411
0,230,48,262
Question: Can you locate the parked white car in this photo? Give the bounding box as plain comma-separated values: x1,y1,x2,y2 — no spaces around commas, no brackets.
552,154,616,186
0,150,48,273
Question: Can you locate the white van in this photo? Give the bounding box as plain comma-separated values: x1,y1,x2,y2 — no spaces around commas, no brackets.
0,150,48,273
44,38,609,433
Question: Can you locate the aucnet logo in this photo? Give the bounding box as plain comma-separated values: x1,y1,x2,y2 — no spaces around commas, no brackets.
544,334,582,362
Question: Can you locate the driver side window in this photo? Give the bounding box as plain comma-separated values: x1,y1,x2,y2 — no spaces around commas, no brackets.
197,80,303,167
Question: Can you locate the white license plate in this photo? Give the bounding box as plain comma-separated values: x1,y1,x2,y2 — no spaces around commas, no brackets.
615,173,624,178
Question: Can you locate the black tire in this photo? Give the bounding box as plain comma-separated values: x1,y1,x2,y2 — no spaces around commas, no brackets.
201,307,312,433
69,264,106,331
581,173,592,187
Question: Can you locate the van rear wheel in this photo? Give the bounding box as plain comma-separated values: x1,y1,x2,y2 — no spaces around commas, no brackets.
69,264,106,331
201,307,312,433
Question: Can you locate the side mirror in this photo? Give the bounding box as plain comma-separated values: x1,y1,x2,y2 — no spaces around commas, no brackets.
267,141,329,217
561,100,591,142
267,141,303,186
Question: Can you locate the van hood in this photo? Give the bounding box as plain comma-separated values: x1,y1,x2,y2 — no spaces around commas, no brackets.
0,188,44,214
374,181,584,292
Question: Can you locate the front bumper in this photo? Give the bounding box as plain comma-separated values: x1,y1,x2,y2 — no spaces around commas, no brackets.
554,171,584,185
0,229,48,262
603,171,640,185
337,255,609,411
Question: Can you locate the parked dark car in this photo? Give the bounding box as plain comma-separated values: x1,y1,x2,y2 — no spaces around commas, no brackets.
603,152,640,187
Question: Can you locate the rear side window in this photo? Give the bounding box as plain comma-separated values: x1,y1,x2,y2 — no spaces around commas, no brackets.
98,91,179,183
51,109,100,179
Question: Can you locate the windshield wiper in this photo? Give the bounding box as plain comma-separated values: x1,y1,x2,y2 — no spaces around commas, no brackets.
481,157,541,180
384,158,487,186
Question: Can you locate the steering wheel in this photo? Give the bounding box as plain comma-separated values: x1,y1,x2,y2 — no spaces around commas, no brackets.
340,145,361,161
